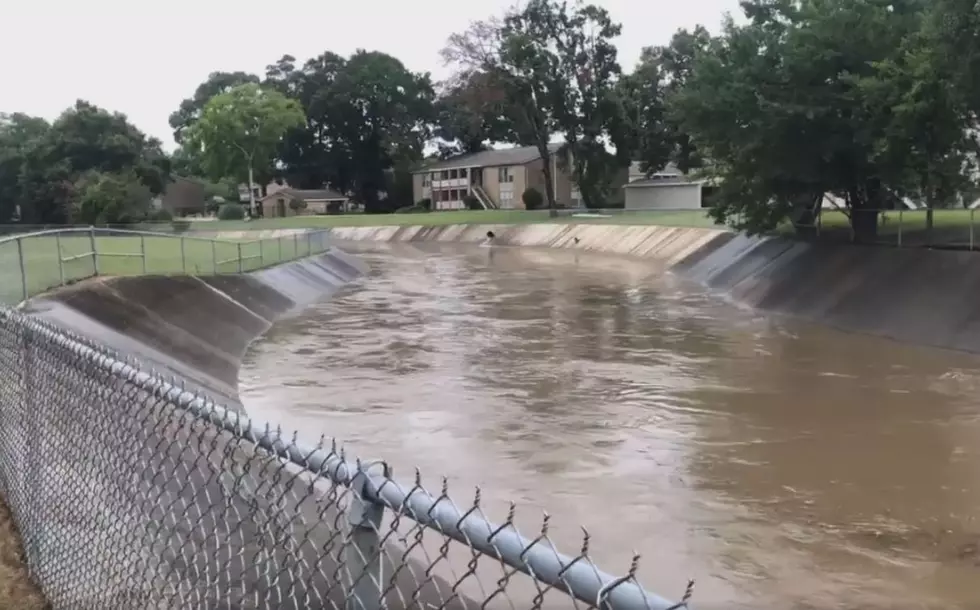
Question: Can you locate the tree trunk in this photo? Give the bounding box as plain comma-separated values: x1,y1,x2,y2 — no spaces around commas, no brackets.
247,164,257,217
851,207,879,243
925,205,934,247
540,148,558,218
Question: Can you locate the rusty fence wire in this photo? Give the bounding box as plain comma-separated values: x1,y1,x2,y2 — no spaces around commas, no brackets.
0,308,689,610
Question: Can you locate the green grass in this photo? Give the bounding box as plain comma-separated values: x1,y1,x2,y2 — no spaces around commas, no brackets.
0,232,329,305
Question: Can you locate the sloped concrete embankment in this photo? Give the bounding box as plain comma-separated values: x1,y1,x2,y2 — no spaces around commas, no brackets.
330,223,980,353
16,248,472,609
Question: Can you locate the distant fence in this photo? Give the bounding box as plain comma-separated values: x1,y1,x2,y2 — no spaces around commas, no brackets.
0,227,332,305
0,303,686,609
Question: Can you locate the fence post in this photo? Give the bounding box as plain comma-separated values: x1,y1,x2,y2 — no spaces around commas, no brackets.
140,234,147,274
89,226,99,276
237,243,243,273
16,237,27,301
180,236,187,274
345,469,384,610
55,232,65,287
211,240,218,273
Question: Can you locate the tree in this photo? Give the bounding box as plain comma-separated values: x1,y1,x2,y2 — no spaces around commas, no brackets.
74,170,154,225
618,27,713,178
444,1,627,211
443,17,559,212
0,113,50,222
265,51,434,213
169,71,261,144
183,83,305,215
669,0,951,241
522,186,544,210
3,102,170,224
433,71,513,157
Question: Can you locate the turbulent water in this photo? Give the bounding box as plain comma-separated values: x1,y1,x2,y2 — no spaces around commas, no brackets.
240,242,980,609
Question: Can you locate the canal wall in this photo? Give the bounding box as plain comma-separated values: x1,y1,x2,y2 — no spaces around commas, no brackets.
22,247,369,408
14,247,478,608
329,223,980,353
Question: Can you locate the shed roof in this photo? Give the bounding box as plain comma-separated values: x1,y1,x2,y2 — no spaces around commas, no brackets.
262,188,347,201
623,176,701,188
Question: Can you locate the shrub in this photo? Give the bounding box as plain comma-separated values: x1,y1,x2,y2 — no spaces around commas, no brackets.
416,198,432,211
288,198,308,212
463,195,483,210
217,202,246,220
522,187,544,210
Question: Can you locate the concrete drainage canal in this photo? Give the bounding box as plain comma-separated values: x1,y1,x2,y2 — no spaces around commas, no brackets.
240,242,980,610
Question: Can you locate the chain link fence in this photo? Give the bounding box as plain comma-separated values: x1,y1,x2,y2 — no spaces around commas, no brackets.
0,308,689,609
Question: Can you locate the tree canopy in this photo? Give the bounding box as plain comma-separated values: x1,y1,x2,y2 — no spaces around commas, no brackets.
182,83,305,213
3,0,980,236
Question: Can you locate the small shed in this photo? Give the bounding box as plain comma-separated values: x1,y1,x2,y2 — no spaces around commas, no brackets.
623,177,704,211
259,188,350,218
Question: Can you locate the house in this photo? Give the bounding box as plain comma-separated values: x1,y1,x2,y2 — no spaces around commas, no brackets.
238,180,291,203
412,144,577,210
155,176,206,217
623,162,706,211
258,188,350,218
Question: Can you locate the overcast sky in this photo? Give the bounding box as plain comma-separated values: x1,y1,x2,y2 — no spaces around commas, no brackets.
2,0,740,150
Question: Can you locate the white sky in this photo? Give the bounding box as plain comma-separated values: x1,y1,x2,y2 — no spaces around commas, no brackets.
1,0,739,151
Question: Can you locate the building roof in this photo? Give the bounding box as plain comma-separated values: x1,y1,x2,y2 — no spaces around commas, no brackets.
415,144,563,173
623,176,701,188
262,188,347,201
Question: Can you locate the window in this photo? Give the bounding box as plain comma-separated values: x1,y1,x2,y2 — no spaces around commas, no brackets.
441,190,450,202
440,170,449,180
450,189,460,200
449,169,458,179
422,174,430,187
459,168,468,178
500,191,514,201
498,167,514,183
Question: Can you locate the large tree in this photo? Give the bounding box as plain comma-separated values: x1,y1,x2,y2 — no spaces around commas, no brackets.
265,51,434,212
444,1,627,210
618,27,713,178
183,83,305,214
169,71,261,145
669,0,966,241
3,102,170,224
432,70,513,158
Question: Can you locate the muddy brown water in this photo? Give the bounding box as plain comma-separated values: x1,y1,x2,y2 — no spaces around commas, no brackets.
240,242,980,609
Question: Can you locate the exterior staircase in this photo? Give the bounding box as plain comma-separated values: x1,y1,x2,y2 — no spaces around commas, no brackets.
471,185,497,210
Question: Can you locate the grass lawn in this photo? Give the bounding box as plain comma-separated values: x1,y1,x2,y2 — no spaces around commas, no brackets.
0,231,329,305
162,208,725,231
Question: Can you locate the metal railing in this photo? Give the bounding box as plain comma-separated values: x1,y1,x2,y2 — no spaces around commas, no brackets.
0,227,332,305
0,285,688,610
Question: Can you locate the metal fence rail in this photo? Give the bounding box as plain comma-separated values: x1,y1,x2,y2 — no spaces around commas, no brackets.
0,227,331,305
0,305,688,608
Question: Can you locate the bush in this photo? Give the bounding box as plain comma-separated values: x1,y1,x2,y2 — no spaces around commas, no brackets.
522,187,544,210
217,203,246,220
463,195,483,210
416,198,432,211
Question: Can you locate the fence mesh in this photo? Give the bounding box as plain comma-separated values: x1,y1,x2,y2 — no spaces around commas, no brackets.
0,305,684,610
